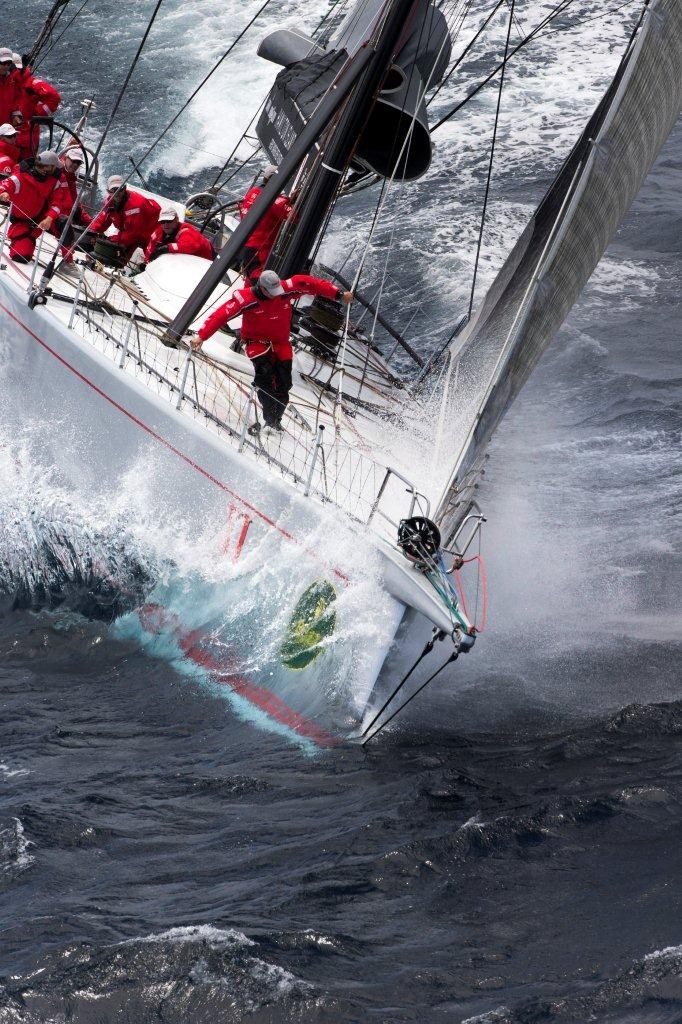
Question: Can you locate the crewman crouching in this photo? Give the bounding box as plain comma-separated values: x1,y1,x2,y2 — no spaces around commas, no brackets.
0,122,20,170
89,175,160,264
191,269,352,433
142,205,215,266
0,149,60,262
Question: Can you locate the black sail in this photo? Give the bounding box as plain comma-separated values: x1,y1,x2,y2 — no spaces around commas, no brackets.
435,0,682,544
257,0,451,181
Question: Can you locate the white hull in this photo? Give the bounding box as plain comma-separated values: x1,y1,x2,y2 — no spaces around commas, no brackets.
0,248,462,746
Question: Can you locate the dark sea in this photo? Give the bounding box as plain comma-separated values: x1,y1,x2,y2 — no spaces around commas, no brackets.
1,1,681,1021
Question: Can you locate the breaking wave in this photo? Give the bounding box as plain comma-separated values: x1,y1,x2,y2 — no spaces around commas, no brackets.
462,942,682,1023
0,442,155,621
0,924,320,1022
0,818,34,880
0,434,398,741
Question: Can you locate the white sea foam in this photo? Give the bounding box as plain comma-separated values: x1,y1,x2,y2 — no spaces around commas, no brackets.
644,944,682,961
0,763,31,779
128,924,255,949
0,818,35,875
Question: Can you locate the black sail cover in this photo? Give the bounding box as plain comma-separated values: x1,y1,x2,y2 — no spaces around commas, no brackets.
435,0,682,545
256,0,451,179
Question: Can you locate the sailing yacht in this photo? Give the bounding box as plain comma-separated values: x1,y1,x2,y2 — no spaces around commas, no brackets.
0,0,679,745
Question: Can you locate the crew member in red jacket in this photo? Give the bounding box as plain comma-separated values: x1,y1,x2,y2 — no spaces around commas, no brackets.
90,175,161,262
9,110,34,161
0,150,60,262
46,147,91,261
142,206,215,265
238,164,297,279
7,69,62,161
0,49,20,125
0,123,20,163
0,153,14,177
192,269,352,431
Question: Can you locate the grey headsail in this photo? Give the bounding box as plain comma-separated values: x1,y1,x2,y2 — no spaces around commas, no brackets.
435,0,682,545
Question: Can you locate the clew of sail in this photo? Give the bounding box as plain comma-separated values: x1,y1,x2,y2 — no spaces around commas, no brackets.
435,0,682,546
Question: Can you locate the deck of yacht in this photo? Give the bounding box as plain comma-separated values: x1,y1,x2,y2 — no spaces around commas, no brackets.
0,210,435,544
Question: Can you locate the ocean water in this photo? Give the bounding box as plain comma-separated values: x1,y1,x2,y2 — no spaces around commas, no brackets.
1,1,681,1021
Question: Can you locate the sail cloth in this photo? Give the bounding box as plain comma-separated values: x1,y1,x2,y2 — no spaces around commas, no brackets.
435,0,682,545
257,0,451,180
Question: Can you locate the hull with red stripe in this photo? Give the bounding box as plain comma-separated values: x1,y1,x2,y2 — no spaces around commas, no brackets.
0,271,415,739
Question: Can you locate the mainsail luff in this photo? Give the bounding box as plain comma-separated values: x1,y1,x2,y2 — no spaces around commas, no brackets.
435,0,682,545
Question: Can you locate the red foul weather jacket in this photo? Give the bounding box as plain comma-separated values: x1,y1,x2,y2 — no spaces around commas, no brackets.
143,221,214,263
197,274,342,359
0,154,16,176
0,164,57,222
239,185,295,263
19,73,61,117
49,163,92,223
0,138,20,164
90,189,161,251
13,73,61,160
0,72,21,125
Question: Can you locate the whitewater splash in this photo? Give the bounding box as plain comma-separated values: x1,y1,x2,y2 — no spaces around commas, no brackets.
0,432,399,745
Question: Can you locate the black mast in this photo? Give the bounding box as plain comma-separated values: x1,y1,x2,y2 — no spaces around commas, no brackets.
275,0,418,278
164,0,417,346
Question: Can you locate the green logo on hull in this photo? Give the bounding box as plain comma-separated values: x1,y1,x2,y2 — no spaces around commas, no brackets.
281,580,337,671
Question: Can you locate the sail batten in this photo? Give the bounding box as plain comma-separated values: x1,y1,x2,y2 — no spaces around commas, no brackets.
435,0,682,544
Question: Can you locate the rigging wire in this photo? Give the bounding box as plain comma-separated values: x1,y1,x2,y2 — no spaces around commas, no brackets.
41,0,166,284
360,631,443,740
431,0,579,130
33,0,91,71
27,0,71,67
467,0,515,319
362,647,459,744
133,0,275,177
426,0,506,108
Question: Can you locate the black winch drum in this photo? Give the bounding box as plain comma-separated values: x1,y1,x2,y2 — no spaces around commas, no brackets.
93,236,127,268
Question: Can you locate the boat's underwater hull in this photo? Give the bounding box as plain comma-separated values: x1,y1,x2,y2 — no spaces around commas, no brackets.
0,273,449,746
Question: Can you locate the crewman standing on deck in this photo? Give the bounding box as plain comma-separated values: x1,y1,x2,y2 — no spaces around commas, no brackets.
89,175,161,263
238,164,297,279
191,269,352,433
